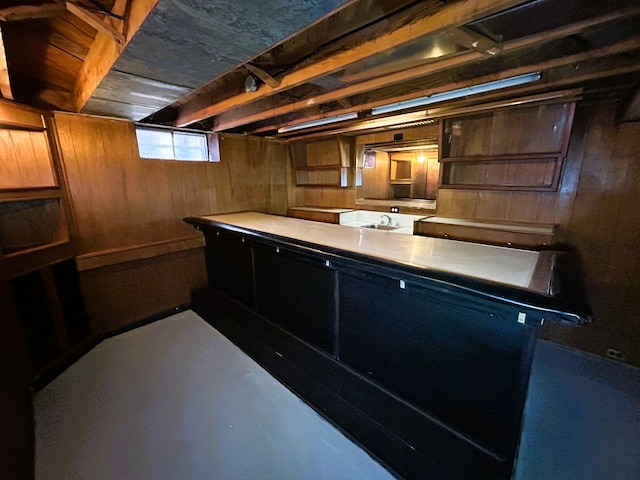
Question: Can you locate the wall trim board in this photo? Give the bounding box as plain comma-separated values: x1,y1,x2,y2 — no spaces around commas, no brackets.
32,334,103,393
75,235,204,271
102,303,191,339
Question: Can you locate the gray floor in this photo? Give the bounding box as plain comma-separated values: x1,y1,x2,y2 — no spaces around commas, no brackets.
35,311,640,480
35,311,395,480
514,339,640,480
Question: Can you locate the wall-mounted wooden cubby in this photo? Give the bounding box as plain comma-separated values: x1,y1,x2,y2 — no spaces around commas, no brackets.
291,136,353,187
0,99,89,381
439,101,575,192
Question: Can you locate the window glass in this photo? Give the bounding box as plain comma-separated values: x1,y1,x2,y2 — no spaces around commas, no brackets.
173,132,208,161
136,128,174,159
135,127,209,161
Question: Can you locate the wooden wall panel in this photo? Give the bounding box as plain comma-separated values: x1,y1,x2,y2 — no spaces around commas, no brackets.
539,102,640,366
54,112,291,333
0,129,55,189
303,187,357,208
55,113,291,254
79,248,206,334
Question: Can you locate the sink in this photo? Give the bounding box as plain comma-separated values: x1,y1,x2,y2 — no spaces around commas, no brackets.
361,224,398,231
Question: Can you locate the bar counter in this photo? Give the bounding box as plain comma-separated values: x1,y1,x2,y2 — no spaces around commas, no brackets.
184,211,592,480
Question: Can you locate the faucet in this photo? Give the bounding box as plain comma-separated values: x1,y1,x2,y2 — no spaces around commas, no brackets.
380,214,392,226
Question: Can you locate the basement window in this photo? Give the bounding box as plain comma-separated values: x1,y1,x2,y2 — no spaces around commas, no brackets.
135,126,210,161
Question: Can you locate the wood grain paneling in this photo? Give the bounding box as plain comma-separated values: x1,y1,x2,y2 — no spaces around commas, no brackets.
54,112,291,332
79,248,206,334
303,187,357,208
55,113,291,254
0,129,56,188
539,102,640,366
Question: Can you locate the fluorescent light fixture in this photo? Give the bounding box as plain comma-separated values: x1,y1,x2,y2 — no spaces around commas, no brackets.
371,72,542,116
278,112,359,133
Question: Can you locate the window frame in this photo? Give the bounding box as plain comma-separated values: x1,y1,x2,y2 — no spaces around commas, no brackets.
135,125,213,162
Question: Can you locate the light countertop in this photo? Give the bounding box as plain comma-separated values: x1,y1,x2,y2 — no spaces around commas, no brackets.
196,212,541,291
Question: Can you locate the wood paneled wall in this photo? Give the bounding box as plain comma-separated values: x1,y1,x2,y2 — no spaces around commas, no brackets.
55,113,291,253
540,102,640,366
54,112,292,332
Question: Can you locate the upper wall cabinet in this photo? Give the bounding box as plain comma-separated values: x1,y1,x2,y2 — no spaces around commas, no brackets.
0,102,57,190
440,101,576,191
291,136,353,187
0,100,73,278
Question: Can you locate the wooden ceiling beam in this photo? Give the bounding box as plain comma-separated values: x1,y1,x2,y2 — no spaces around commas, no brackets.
0,3,65,22
72,0,157,112
0,26,12,100
64,2,125,45
213,7,639,132
175,0,532,127
250,36,640,135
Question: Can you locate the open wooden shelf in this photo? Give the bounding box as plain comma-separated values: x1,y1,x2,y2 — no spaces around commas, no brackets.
439,100,575,192
291,136,353,187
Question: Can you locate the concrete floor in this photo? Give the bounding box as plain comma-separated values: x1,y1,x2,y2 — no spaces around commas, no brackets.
35,311,395,480
35,311,640,480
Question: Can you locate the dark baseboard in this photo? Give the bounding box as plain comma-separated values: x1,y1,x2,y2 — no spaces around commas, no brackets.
102,303,191,339
33,334,103,392
34,303,192,392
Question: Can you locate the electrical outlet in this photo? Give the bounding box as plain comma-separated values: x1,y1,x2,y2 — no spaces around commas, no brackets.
606,349,625,361
390,206,399,213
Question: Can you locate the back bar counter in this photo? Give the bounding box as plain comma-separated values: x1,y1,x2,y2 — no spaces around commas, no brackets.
185,212,591,480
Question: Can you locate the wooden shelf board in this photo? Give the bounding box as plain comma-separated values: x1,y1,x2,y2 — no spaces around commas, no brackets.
3,241,75,279
76,235,205,271
0,188,63,203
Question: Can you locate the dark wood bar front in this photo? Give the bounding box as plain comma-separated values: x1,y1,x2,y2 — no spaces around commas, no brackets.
185,212,591,480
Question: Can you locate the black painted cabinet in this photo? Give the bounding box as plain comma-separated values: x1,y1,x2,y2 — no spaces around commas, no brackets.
204,231,254,307
339,268,536,455
254,245,337,355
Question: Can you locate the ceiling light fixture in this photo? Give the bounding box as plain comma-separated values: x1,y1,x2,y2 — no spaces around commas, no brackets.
371,72,542,116
278,112,359,133
244,75,259,93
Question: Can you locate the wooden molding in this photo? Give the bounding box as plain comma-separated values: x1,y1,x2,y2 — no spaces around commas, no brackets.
0,26,12,100
76,235,205,271
176,0,532,127
65,2,125,45
213,7,638,132
0,99,46,130
72,0,158,112
3,241,75,279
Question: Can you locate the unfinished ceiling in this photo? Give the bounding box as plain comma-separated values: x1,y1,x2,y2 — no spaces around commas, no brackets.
1,0,639,137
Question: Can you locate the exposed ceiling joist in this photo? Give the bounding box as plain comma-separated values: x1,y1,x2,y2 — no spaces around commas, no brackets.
0,3,66,22
244,63,280,89
65,2,125,45
175,0,532,127
214,8,639,132
72,0,157,112
252,35,640,135
0,26,13,100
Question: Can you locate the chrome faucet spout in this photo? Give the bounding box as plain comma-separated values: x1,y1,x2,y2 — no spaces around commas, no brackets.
380,214,392,226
